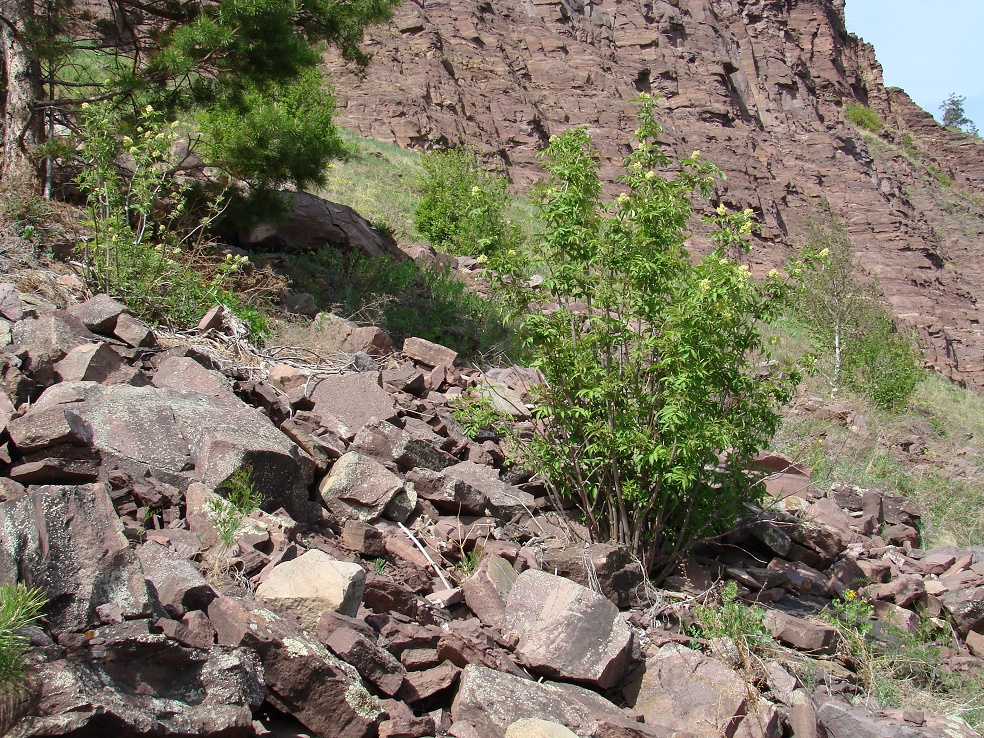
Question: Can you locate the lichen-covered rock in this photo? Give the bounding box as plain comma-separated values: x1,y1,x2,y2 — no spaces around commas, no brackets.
0,483,150,633
8,619,264,738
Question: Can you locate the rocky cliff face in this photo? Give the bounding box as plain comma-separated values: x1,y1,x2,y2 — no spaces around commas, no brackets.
327,0,984,389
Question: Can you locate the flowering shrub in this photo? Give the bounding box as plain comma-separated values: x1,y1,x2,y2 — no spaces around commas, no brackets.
74,103,269,332
498,96,798,580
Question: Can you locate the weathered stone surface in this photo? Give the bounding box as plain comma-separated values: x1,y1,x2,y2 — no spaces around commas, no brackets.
474,379,530,419
7,405,93,453
9,620,264,738
461,554,518,630
453,664,668,738
623,644,747,738
53,342,137,385
208,595,383,738
319,451,408,522
818,700,978,738
152,355,234,398
351,417,455,472
445,461,536,518
0,483,150,633
308,372,399,432
0,283,24,322
396,661,460,704
136,541,217,614
402,337,458,368
763,611,839,655
506,719,580,738
504,569,632,689
940,587,984,636
539,542,643,609
405,467,489,515
324,626,407,697
28,381,319,521
256,548,366,629
12,310,94,360
67,293,130,333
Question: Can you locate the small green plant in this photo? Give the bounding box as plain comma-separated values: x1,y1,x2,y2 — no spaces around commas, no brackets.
457,549,482,579
373,558,387,574
846,103,883,134
0,584,47,695
451,391,505,439
926,164,952,187
690,582,773,673
413,147,521,258
208,464,264,549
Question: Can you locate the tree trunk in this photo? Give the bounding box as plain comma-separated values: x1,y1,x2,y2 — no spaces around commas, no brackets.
1,1,44,192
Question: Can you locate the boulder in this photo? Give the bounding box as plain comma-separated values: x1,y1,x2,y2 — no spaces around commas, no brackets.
6,405,93,453
8,620,263,738
26,381,319,522
319,451,408,522
112,312,158,348
817,700,978,738
256,549,366,630
405,467,490,515
136,541,217,615
763,611,839,655
504,569,632,689
0,483,150,633
623,643,747,738
452,664,669,738
11,310,95,360
241,192,399,259
308,372,399,432
53,342,138,385
0,283,25,321
539,542,644,609
323,626,407,697
350,418,455,472
152,355,234,398
506,719,579,738
208,595,383,738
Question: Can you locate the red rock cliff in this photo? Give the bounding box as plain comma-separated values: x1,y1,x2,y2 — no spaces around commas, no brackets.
327,0,984,388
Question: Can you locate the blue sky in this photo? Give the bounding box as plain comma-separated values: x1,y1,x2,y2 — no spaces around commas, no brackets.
844,0,984,130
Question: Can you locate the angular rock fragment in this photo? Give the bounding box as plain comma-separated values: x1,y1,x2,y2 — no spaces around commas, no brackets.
623,643,747,738
208,595,383,738
453,664,667,738
9,620,264,737
319,451,407,522
504,569,632,689
324,626,408,696
351,417,455,472
462,554,518,629
403,336,458,368
67,293,131,333
256,548,366,629
308,372,398,432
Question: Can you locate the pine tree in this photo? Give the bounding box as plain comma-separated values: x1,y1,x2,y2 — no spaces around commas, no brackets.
0,0,401,192
940,93,979,136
